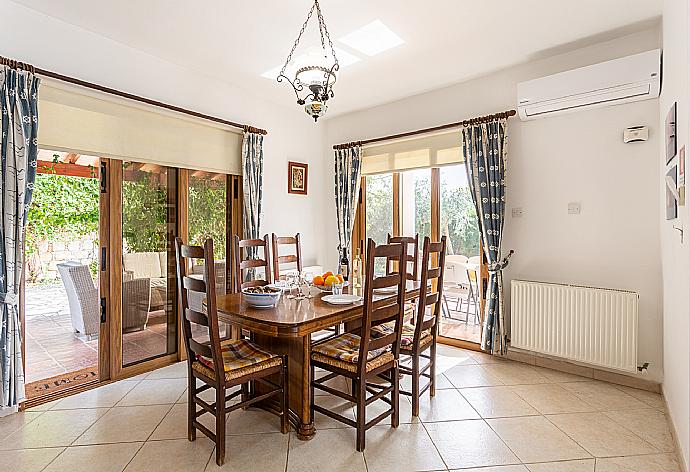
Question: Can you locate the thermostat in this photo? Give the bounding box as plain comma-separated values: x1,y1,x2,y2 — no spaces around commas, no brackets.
623,126,649,143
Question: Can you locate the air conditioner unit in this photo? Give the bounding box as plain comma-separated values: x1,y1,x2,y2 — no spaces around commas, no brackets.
517,49,660,120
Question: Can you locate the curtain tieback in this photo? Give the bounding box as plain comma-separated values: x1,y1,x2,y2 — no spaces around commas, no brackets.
487,250,515,273
0,292,18,307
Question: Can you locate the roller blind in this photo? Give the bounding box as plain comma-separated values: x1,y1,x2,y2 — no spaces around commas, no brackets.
361,130,462,175
38,80,242,174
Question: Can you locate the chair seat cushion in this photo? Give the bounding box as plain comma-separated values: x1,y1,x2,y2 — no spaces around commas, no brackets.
371,321,432,347
195,339,280,378
311,332,393,372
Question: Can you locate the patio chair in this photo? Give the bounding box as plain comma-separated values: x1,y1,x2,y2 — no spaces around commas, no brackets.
57,262,100,337
122,277,152,333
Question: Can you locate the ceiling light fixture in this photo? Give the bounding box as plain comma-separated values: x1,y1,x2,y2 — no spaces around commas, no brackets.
277,0,339,122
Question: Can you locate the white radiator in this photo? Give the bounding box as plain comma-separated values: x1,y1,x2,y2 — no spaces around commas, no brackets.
510,280,639,373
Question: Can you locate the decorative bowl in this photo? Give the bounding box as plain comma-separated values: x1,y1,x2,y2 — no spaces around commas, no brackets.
241,287,281,308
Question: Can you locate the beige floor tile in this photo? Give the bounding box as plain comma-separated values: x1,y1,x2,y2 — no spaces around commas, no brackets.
75,405,171,445
0,408,107,449
151,404,217,440
425,419,519,469
532,366,591,383
604,408,675,452
443,364,504,388
595,453,681,471
510,384,597,415
145,362,188,380
546,412,659,457
364,423,446,472
118,378,187,406
0,447,65,472
559,381,647,411
45,442,143,472
51,381,139,410
287,428,366,472
452,467,527,472
482,362,550,385
226,407,284,435
313,395,355,430
27,399,61,411
460,386,538,418
436,344,477,360
435,349,478,371
526,459,594,471
125,437,214,472
205,432,288,472
416,388,480,422
527,459,595,472
469,350,505,364
400,372,455,391
487,416,590,463
0,410,43,440
613,385,666,410
365,394,419,424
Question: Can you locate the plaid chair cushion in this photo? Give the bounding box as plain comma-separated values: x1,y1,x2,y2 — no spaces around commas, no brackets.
371,321,431,347
196,339,277,372
312,332,389,364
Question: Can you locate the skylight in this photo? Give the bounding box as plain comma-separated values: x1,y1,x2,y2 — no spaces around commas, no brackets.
261,47,360,79
338,20,404,57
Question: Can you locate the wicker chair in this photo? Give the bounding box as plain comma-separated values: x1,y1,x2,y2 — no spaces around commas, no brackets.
57,262,100,337
122,277,151,333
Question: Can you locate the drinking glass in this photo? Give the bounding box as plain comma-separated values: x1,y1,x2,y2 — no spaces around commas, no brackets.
332,282,344,296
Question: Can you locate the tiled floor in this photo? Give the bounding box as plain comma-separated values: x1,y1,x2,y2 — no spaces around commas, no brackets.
25,283,171,384
1,345,681,471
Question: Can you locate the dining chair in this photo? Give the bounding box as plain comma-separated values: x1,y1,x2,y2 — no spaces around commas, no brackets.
399,236,446,416
232,234,273,293
175,237,288,466
310,238,406,451
386,233,419,281
271,233,303,280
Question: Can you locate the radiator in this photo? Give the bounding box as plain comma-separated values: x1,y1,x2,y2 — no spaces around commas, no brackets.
510,280,639,373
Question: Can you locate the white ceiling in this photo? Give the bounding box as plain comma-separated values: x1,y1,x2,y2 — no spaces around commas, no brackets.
12,0,662,117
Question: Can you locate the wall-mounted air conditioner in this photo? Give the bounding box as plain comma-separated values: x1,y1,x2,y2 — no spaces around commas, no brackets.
517,49,660,120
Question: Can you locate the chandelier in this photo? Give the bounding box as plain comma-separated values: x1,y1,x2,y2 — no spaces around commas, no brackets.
277,0,339,122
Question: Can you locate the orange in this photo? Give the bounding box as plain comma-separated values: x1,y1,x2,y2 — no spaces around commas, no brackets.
313,275,324,286
323,271,333,278
336,274,344,283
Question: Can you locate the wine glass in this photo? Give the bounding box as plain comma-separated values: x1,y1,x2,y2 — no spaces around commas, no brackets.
302,270,315,299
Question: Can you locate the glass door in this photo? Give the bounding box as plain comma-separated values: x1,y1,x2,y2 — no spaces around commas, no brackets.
119,161,178,369
438,164,482,344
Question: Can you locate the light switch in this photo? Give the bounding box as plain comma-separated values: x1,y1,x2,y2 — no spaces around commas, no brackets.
568,202,581,215
512,207,524,218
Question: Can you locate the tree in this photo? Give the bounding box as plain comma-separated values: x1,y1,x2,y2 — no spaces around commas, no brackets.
188,175,226,258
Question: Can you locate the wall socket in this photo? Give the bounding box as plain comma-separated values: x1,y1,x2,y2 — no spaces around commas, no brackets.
568,202,582,215
512,207,524,218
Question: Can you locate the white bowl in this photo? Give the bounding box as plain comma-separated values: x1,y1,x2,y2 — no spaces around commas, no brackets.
241,289,281,308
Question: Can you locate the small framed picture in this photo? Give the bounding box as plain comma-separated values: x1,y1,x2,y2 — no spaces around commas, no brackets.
288,161,308,195
666,165,678,220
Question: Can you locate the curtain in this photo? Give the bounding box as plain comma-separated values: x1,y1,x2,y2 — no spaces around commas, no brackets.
241,131,264,241
334,145,362,267
462,119,510,355
0,66,40,410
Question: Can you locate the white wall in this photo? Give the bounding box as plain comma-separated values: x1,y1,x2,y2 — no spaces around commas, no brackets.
660,0,690,468
324,29,664,382
0,0,329,268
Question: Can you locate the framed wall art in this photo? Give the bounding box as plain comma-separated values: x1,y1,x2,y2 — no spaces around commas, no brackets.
288,161,308,195
666,102,677,164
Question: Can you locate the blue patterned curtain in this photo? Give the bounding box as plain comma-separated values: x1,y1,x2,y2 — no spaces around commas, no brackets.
334,145,362,265
241,131,264,241
462,119,510,355
0,65,40,410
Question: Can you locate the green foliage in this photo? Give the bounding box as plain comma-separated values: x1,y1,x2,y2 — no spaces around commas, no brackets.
188,176,226,258
440,185,480,257
26,173,100,255
122,168,167,252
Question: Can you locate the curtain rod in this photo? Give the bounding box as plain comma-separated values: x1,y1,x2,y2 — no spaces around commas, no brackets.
0,55,268,136
332,109,516,150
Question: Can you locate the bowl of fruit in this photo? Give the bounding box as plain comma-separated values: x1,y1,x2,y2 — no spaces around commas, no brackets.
312,272,348,292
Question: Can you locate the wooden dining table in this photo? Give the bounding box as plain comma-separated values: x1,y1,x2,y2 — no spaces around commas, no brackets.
214,282,421,440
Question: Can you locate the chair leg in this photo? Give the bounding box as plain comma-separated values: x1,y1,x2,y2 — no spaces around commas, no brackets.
281,356,290,434
310,363,316,428
187,372,196,441
356,377,366,452
215,385,226,466
411,353,420,417
392,364,400,428
241,382,249,410
430,340,437,398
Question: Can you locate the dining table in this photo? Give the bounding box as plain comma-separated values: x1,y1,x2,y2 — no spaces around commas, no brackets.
214,281,422,440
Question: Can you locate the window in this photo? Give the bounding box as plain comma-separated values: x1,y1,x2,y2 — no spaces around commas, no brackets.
365,173,394,274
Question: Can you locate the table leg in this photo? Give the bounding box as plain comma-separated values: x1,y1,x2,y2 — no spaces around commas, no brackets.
252,333,315,441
